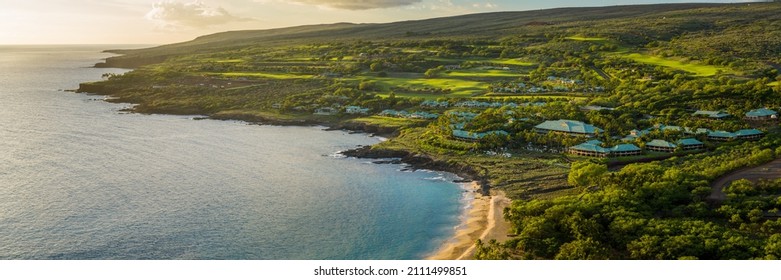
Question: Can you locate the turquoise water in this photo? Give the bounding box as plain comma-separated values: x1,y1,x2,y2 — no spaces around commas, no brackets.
0,46,465,260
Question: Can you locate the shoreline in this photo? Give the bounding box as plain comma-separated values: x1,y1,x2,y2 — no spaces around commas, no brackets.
426,181,512,260
77,82,509,260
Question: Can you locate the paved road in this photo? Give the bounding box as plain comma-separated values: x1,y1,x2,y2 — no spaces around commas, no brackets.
708,158,781,202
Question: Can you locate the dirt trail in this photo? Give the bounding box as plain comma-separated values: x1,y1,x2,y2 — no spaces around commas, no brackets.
708,158,781,202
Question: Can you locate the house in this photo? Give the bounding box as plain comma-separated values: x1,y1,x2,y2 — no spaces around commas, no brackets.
569,140,609,157
523,102,547,107
693,110,731,119
535,120,603,137
677,138,704,150
314,107,337,115
448,111,479,121
650,124,683,133
420,100,449,108
409,112,439,119
345,106,370,115
611,144,642,157
622,129,648,141
379,109,410,118
582,105,615,111
684,127,711,135
745,108,778,121
568,140,641,157
444,65,461,70
452,130,509,141
707,130,736,141
646,139,677,153
735,129,764,140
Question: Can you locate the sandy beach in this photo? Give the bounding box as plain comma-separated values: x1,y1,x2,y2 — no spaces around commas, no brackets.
426,181,512,260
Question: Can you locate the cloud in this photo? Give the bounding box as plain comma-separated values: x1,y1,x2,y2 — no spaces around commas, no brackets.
472,2,498,9
287,0,422,10
146,1,246,29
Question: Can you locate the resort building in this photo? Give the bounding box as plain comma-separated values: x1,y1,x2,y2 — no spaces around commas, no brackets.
735,129,764,140
745,108,778,121
610,144,643,157
646,139,677,153
535,119,603,137
693,110,731,119
568,140,641,157
707,130,736,141
677,138,704,150
568,140,609,157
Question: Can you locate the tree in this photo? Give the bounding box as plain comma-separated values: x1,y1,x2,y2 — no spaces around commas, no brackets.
370,62,383,72
568,161,607,187
555,238,610,260
424,66,444,78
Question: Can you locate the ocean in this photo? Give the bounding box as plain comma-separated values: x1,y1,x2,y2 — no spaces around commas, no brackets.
0,45,466,260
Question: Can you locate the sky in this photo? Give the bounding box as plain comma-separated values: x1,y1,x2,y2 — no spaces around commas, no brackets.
0,0,755,45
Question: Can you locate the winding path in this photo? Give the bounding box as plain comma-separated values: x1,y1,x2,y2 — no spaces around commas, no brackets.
708,158,781,202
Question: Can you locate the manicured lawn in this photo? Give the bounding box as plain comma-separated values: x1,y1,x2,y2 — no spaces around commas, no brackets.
482,58,536,67
375,92,444,100
566,36,607,42
215,59,244,63
619,53,734,76
427,57,536,67
444,68,521,78
365,75,489,97
215,72,315,79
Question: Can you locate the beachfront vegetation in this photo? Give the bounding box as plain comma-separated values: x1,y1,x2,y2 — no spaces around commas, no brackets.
82,2,781,259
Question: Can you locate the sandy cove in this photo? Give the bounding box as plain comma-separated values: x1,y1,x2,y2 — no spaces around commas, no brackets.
426,181,512,260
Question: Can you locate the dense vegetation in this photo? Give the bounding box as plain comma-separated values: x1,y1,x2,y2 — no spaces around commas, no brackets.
81,2,781,259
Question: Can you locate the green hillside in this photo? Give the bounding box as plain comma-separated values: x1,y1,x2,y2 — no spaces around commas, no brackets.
100,3,781,68
82,2,781,260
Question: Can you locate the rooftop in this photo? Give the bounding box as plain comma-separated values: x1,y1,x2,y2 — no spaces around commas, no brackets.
693,110,731,118
611,143,641,152
570,141,609,153
535,119,603,134
677,138,704,146
735,129,763,136
746,108,778,117
647,139,677,148
708,130,736,138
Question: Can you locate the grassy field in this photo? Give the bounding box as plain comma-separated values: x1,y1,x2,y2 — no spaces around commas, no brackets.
619,53,734,76
351,116,429,128
374,127,572,199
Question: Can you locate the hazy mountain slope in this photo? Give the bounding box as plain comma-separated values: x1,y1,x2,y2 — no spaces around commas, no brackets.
100,2,780,68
